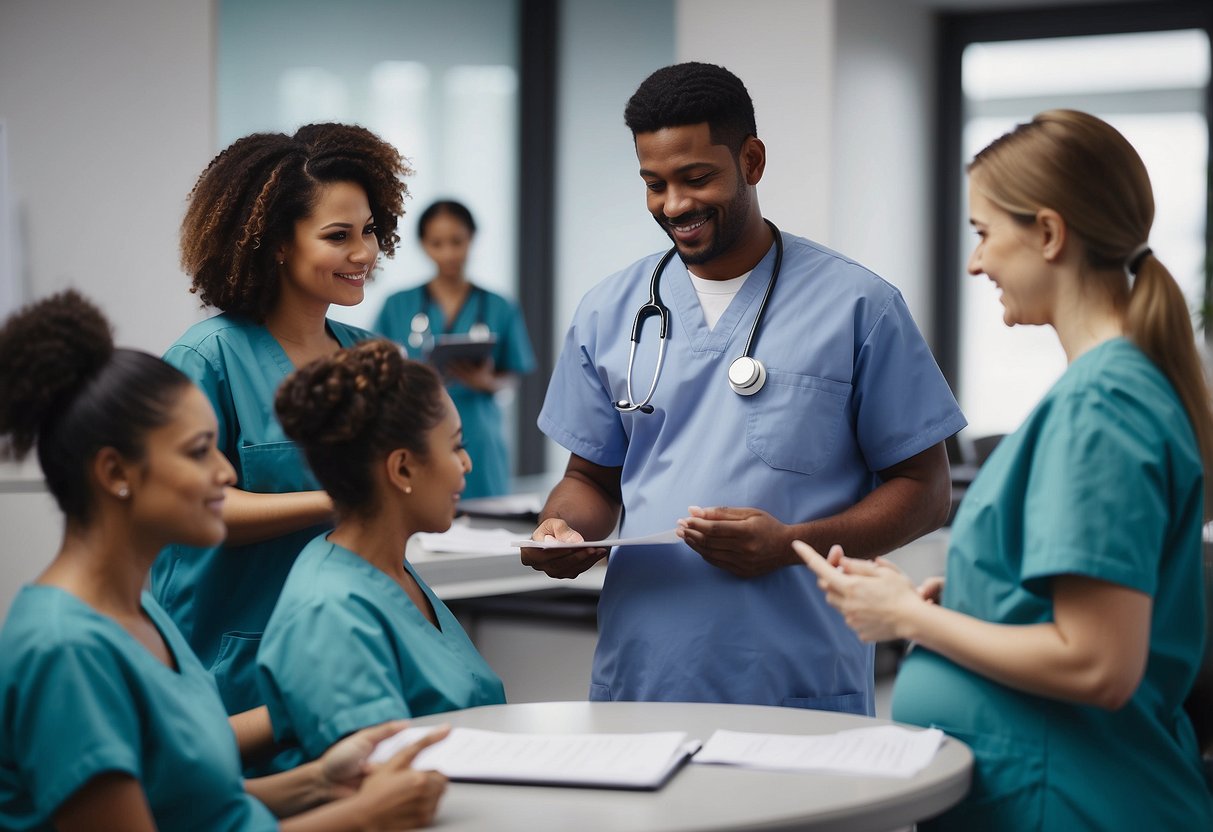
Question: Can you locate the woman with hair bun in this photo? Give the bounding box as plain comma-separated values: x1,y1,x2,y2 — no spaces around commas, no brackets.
0,291,449,832
155,123,412,718
798,110,1213,829
256,339,505,766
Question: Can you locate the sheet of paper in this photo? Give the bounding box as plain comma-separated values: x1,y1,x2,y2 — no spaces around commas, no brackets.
693,725,945,778
369,725,700,789
511,528,680,550
414,525,518,556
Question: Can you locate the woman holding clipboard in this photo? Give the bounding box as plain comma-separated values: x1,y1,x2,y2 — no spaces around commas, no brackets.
375,200,535,499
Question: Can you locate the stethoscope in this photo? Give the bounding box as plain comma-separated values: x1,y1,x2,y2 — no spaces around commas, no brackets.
407,285,492,352
615,219,783,414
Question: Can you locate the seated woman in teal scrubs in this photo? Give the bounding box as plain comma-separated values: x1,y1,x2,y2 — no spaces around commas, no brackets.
797,110,1213,830
374,200,535,498
0,292,448,831
153,123,413,716
257,339,506,764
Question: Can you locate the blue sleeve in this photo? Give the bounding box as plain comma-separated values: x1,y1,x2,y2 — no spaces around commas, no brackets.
537,315,629,467
495,298,536,375
164,342,236,460
257,602,410,761
10,640,142,819
851,292,966,472
1021,390,1165,596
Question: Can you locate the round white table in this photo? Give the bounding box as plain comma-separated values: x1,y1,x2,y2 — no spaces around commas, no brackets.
408,701,972,832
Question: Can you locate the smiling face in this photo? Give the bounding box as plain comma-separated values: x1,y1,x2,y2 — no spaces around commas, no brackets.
967,178,1056,328
278,180,379,310
127,385,236,549
407,391,472,533
420,211,474,281
636,122,758,275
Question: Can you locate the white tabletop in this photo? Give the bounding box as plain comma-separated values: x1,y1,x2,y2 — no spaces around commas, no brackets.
408,701,972,832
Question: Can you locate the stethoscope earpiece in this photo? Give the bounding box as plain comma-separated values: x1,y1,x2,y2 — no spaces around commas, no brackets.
728,355,767,396
615,220,782,415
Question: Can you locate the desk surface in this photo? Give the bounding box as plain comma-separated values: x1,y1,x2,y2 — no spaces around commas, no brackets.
409,701,971,832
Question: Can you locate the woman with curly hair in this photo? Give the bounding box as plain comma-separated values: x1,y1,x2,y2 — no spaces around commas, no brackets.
255,339,505,767
153,123,412,719
0,291,449,832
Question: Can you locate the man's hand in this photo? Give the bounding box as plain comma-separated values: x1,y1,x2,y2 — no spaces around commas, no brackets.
676,505,793,578
520,517,609,579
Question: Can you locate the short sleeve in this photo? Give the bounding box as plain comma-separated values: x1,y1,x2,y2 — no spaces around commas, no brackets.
9,640,143,819
163,343,235,457
852,292,966,472
1021,391,1166,596
496,299,536,375
257,601,410,760
537,319,629,467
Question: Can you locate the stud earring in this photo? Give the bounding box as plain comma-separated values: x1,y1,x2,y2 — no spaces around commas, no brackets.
117,486,130,499
404,486,413,495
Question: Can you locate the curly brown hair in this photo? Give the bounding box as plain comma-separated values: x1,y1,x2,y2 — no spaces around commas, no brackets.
275,339,445,516
181,123,412,322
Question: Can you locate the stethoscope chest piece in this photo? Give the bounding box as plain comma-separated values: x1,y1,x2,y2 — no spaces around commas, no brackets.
728,355,766,396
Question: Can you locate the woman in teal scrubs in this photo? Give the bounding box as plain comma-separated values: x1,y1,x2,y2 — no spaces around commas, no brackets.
798,111,1213,829
374,200,535,498
0,292,447,831
153,123,413,716
257,339,505,764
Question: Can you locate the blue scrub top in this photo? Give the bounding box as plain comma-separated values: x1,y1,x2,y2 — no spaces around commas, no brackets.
257,534,506,763
539,230,966,711
893,338,1213,830
375,284,535,498
0,587,277,831
152,312,372,714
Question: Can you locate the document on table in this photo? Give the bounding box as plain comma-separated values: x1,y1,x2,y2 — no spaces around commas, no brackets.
511,528,680,550
694,726,945,778
414,525,518,556
369,726,701,790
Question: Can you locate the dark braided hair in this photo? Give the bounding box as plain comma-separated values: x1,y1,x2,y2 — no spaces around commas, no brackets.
181,123,412,322
0,291,192,522
275,339,446,516
624,62,757,153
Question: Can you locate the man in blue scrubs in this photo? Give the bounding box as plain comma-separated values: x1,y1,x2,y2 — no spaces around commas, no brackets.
524,62,966,713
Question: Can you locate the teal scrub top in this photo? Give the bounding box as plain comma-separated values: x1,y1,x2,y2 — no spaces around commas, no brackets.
375,284,536,498
0,587,278,831
152,312,372,714
893,338,1213,830
256,534,506,763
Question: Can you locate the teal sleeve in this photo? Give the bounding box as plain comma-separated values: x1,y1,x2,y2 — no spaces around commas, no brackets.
12,640,143,818
498,300,536,375
1021,390,1165,597
373,294,406,344
163,343,235,459
257,602,410,761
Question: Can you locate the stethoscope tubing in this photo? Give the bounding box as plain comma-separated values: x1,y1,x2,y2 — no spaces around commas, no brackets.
615,219,782,414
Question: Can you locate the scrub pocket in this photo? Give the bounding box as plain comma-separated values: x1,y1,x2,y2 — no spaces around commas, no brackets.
210,631,264,714
782,691,867,714
919,725,1045,831
745,371,850,475
238,440,318,493
589,683,612,701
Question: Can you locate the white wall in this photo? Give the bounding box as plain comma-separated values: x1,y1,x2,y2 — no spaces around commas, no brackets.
676,0,836,246
0,0,215,353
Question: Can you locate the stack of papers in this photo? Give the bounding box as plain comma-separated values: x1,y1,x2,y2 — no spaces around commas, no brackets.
414,526,518,556
510,529,680,549
694,725,945,778
370,726,700,790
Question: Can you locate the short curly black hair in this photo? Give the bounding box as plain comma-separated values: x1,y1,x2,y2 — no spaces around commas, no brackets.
623,62,757,154
181,123,412,323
